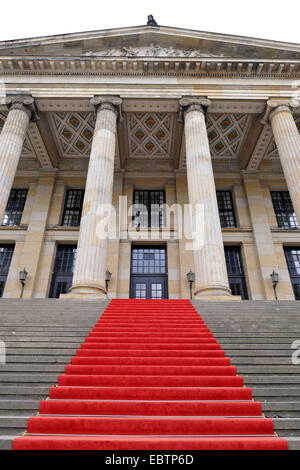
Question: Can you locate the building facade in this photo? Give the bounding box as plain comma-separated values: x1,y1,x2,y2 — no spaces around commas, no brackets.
0,24,299,301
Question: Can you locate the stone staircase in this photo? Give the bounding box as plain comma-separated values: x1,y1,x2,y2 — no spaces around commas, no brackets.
0,299,109,450
192,300,300,450
0,299,300,450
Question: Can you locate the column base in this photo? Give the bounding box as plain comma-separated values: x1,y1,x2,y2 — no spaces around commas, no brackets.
194,284,240,301
61,283,107,300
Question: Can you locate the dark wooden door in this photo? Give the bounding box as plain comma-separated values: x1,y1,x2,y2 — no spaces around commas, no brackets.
130,246,168,299
49,245,77,298
131,276,168,299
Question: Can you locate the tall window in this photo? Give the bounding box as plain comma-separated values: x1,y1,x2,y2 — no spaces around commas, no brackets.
0,245,14,297
217,191,236,228
133,190,166,228
62,190,84,227
271,191,298,229
1,189,28,226
284,248,300,300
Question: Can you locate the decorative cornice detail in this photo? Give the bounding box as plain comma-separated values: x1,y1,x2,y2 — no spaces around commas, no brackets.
90,95,123,121
0,57,299,78
6,95,39,121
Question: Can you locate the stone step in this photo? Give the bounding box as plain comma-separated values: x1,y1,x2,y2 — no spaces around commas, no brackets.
0,416,29,435
261,402,300,418
0,331,92,336
1,337,86,343
273,418,300,436
244,376,300,385
0,365,66,373
4,356,74,364
0,437,16,450
0,385,53,400
235,366,300,374
252,387,300,398
6,348,78,355
0,401,41,416
5,342,82,348
0,374,60,383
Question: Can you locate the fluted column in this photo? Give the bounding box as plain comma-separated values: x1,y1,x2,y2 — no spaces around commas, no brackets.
268,99,300,224
0,95,37,221
180,97,232,299
69,96,122,298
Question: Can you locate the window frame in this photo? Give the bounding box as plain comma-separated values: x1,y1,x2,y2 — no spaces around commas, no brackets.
216,190,237,228
132,190,166,228
61,189,85,227
270,191,299,230
1,189,28,227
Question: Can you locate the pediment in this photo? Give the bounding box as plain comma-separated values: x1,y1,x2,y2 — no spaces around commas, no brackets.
0,25,299,60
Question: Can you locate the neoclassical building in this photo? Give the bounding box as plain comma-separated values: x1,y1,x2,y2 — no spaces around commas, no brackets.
0,22,299,301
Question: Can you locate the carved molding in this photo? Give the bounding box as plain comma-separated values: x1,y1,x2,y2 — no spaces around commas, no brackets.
0,57,299,78
27,122,53,169
246,124,273,170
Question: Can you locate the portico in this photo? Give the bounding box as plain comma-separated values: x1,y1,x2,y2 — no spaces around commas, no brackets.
0,24,299,300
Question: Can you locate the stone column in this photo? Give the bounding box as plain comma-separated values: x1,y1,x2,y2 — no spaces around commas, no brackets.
179,97,232,299
268,99,300,223
0,95,38,221
69,96,122,299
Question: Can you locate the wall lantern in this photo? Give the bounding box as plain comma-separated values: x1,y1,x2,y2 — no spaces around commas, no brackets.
105,269,112,298
270,270,280,300
186,269,195,300
19,268,28,298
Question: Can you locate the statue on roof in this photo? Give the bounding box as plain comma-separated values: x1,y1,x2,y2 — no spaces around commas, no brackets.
147,15,159,26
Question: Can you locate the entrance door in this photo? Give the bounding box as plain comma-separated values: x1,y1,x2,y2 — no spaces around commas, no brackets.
49,245,77,298
0,245,14,298
284,247,300,300
130,246,168,299
225,246,249,300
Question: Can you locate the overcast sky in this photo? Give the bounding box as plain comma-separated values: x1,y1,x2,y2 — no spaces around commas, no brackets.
1,0,299,44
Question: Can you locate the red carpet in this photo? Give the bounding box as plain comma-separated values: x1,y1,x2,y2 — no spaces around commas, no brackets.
13,299,288,451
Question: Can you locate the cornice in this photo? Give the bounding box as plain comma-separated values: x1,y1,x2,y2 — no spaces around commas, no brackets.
0,57,299,78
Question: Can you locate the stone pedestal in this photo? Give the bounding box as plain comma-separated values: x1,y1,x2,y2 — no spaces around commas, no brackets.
179,97,232,299
268,99,300,224
0,96,37,221
68,96,122,299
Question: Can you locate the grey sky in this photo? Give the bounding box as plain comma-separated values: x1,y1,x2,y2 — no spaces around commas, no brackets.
1,0,299,44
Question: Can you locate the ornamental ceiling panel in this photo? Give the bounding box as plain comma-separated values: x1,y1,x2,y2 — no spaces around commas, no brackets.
206,113,253,158
179,112,253,168
127,112,176,159
48,111,95,157
48,111,120,168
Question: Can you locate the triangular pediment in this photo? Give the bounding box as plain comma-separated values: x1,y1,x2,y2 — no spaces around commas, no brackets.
0,25,299,60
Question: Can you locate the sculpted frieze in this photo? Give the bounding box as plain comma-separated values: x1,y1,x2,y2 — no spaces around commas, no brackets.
81,45,224,58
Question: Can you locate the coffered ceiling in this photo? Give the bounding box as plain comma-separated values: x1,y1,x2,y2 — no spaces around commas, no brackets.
0,100,299,174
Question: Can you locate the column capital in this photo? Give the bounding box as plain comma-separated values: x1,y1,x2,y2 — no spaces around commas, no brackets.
267,98,299,121
6,95,39,122
90,95,123,121
179,96,211,122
